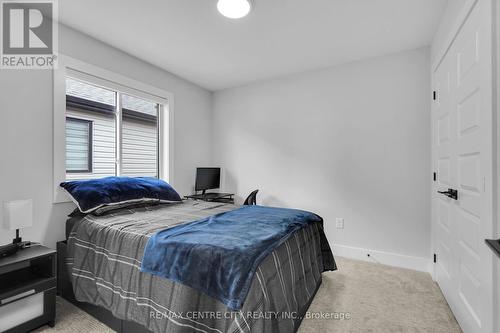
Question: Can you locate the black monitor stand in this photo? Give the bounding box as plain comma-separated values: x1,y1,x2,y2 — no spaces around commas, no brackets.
185,191,234,203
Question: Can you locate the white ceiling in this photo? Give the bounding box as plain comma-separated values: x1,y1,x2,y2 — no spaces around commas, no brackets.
59,0,447,91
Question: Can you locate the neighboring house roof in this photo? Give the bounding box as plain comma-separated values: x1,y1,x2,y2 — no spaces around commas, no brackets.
66,78,158,116
121,94,157,116
66,78,115,106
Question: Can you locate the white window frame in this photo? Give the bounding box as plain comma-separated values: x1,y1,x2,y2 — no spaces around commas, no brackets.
53,55,174,203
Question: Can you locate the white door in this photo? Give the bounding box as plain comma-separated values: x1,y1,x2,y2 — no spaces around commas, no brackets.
431,1,494,333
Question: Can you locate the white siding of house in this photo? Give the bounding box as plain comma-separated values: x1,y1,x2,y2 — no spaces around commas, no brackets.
66,109,116,180
65,109,158,180
122,118,158,177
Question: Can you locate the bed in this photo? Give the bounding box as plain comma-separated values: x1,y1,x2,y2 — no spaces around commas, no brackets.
57,199,336,333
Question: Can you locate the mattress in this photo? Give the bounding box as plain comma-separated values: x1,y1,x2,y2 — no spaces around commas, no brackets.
65,200,335,333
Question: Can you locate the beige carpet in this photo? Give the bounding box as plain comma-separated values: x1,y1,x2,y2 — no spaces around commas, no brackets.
298,257,462,333
33,297,113,333
35,257,461,333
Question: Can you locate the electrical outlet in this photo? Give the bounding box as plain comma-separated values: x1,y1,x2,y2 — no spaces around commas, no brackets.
336,218,344,229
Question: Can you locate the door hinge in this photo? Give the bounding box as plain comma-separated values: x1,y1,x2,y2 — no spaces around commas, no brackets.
433,253,437,263
433,91,437,101
433,172,437,182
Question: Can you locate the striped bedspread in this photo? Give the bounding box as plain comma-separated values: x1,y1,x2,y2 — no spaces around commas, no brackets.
66,200,336,333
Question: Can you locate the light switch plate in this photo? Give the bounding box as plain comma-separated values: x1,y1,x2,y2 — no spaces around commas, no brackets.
336,218,344,229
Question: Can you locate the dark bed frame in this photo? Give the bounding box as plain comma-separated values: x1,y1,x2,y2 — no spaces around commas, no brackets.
56,240,321,333
57,241,151,333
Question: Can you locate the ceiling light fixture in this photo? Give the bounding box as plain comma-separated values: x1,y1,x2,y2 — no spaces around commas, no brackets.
217,0,252,19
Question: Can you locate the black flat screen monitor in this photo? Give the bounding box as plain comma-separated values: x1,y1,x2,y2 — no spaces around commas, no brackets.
195,168,220,193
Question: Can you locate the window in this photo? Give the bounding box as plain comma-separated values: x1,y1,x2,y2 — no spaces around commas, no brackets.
66,117,93,173
65,77,161,180
54,56,173,203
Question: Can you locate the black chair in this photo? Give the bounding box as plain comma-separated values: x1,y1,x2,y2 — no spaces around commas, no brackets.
243,190,259,205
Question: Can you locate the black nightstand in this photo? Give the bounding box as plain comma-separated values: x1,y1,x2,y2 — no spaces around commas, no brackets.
0,245,56,332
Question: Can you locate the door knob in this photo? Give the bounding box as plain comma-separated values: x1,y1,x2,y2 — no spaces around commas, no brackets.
485,239,500,259
437,188,458,200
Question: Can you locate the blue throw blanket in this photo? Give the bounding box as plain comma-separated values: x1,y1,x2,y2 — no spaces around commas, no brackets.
141,205,324,310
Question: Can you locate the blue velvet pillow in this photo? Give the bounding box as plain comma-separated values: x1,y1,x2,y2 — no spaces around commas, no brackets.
60,177,182,213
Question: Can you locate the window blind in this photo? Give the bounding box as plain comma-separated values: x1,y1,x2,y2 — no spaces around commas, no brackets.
66,118,92,173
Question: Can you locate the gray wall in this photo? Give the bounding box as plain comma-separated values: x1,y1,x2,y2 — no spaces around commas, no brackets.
212,47,431,260
431,0,468,65
0,24,213,247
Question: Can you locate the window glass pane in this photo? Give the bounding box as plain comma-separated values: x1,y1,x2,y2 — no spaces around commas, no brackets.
65,78,116,180
66,118,91,172
66,78,116,106
64,77,163,181
121,94,159,178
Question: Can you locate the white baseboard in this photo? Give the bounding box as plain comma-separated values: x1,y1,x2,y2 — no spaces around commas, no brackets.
332,244,432,273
